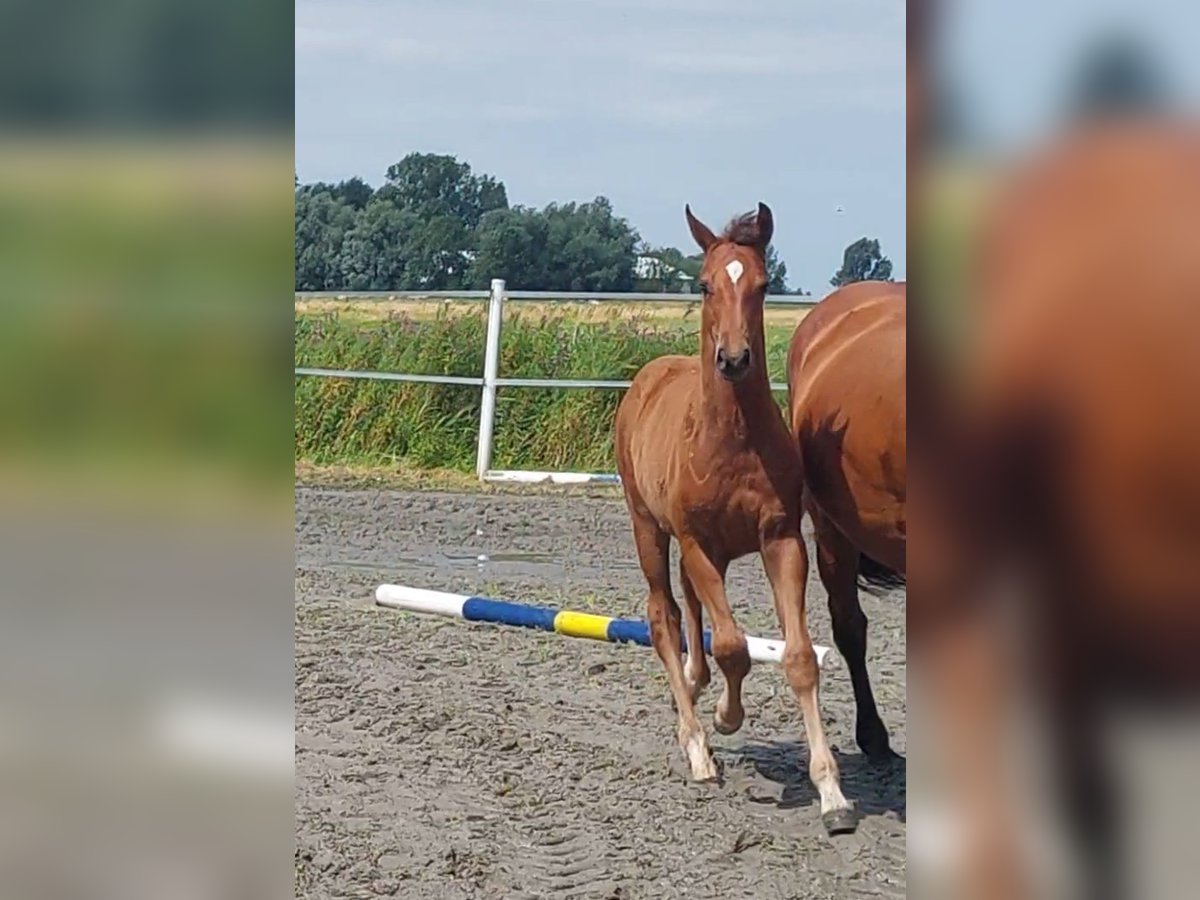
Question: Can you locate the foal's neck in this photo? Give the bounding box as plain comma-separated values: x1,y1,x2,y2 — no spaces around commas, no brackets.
698,332,775,434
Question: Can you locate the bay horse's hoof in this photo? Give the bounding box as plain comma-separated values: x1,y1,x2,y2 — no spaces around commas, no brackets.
858,732,901,765
713,702,744,735
857,722,898,764
865,745,902,767
713,714,742,736
822,807,858,836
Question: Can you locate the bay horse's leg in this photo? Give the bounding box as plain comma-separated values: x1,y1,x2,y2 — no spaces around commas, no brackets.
678,560,711,702
1042,640,1122,900
678,539,750,736
810,505,896,762
761,531,855,834
1049,697,1120,900
631,516,717,782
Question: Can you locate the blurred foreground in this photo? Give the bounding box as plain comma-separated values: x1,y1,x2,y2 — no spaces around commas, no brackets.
0,141,295,898
0,1,293,896
910,2,1200,898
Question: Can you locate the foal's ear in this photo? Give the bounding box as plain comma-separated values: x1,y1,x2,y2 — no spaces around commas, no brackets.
755,202,774,250
685,204,718,252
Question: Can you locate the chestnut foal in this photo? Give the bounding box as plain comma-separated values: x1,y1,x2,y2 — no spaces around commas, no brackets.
614,203,855,835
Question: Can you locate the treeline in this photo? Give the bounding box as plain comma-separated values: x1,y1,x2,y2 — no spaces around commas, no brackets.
296,152,893,294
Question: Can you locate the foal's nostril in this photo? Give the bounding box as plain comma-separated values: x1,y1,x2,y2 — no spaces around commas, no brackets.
719,349,749,369
716,347,751,379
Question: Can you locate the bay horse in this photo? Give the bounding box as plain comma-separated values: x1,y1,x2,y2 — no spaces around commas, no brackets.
614,203,855,835
786,280,906,762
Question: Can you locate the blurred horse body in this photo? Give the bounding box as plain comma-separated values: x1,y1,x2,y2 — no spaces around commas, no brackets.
922,123,1200,900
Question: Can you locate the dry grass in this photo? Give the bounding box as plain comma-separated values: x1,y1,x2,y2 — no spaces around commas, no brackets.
294,297,812,328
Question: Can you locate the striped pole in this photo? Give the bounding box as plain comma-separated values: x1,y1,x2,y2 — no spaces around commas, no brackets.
375,584,831,666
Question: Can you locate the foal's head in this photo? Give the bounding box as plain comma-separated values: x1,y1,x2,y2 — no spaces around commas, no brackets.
685,203,774,384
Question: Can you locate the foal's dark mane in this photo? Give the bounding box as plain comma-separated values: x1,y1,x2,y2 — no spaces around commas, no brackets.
721,211,767,249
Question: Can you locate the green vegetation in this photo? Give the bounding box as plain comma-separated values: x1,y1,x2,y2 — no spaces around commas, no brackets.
295,151,888,297
296,153,645,294
295,305,801,474
4,145,291,509
295,150,898,476
830,236,894,287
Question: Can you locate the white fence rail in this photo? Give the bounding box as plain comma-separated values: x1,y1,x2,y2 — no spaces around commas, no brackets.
296,280,816,484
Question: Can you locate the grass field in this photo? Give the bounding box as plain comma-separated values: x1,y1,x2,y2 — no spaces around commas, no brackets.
294,299,811,474
294,296,811,328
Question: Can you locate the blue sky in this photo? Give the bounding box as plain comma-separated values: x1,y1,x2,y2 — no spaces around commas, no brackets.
295,0,905,292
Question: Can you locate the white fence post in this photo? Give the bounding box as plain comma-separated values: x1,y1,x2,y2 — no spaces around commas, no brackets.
475,278,505,480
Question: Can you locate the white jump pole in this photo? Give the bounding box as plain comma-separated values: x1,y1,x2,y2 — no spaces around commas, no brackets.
375,584,832,667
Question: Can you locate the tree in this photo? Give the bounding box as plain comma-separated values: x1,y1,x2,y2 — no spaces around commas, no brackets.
656,246,695,277
634,244,694,293
540,197,639,292
471,197,639,291
337,199,423,291
765,245,789,294
382,152,508,229
470,207,547,289
401,214,472,290
831,237,893,287
331,176,373,211
295,189,356,290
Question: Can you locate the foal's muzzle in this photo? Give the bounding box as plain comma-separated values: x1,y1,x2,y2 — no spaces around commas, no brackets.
716,346,751,382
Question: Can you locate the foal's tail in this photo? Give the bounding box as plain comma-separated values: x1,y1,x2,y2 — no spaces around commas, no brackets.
857,553,906,594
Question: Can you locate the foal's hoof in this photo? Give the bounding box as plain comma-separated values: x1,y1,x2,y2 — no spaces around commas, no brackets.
822,807,859,836
690,763,720,784
687,755,720,783
684,735,719,783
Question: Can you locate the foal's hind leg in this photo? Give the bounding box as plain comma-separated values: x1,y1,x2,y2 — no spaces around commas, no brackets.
761,529,855,834
810,505,895,762
631,516,716,782
679,539,749,736
679,560,711,702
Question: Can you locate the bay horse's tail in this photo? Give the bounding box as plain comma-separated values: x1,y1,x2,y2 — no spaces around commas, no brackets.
857,553,906,594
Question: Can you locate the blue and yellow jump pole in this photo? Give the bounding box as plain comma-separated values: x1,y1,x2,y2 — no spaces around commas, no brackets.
375,584,831,666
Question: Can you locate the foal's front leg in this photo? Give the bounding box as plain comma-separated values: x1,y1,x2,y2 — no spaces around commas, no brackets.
761,530,856,835
631,519,717,781
678,561,711,703
679,539,750,735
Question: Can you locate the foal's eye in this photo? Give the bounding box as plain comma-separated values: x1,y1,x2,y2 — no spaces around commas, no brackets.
698,280,710,295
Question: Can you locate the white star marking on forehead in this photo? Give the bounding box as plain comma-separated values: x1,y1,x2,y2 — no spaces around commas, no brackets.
724,259,744,285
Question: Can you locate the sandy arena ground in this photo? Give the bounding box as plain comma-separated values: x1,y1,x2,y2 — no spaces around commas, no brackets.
296,485,906,899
